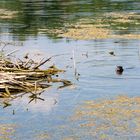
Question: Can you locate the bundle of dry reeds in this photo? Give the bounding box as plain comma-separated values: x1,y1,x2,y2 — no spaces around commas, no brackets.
0,51,72,99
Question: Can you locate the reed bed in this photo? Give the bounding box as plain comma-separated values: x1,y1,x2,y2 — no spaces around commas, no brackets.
0,50,72,100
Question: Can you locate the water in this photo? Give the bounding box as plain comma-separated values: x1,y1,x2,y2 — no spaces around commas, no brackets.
0,0,140,139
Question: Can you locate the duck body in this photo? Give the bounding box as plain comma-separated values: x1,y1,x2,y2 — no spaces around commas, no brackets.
116,66,124,75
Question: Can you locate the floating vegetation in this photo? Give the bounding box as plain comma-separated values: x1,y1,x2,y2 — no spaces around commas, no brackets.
71,96,140,139
0,8,18,19
35,132,51,140
104,12,140,23
0,124,16,140
48,12,140,40
113,34,140,39
59,23,111,40
0,49,72,106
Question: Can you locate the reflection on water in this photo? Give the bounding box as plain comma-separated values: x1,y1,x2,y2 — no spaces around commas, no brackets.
1,37,140,139
0,0,140,40
0,0,140,139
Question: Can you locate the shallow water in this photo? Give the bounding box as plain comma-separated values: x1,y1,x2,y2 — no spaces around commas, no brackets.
0,0,140,139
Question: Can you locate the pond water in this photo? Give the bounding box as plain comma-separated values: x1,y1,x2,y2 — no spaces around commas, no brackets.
0,0,140,139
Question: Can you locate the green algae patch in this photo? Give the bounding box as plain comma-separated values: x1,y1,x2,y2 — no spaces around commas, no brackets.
0,124,16,140
59,24,111,40
35,133,51,140
0,9,18,19
104,12,140,23
59,21,140,40
71,96,140,138
55,12,140,40
113,34,140,39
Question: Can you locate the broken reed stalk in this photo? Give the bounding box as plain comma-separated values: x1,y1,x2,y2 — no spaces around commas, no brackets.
72,50,77,77
72,49,80,80
33,57,52,70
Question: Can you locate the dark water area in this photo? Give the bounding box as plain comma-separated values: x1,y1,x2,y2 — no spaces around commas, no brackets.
0,0,140,139
0,0,140,40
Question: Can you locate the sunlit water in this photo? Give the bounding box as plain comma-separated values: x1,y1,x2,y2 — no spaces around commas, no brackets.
0,0,140,139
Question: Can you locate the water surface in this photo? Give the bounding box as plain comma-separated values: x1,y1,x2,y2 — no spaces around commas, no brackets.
0,0,140,139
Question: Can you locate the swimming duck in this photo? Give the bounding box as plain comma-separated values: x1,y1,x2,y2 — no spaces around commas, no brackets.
116,66,124,75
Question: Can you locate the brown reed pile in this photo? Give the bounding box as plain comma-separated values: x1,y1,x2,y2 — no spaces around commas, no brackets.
0,50,72,100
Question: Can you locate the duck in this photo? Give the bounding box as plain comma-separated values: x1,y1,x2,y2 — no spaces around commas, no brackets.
116,66,124,75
